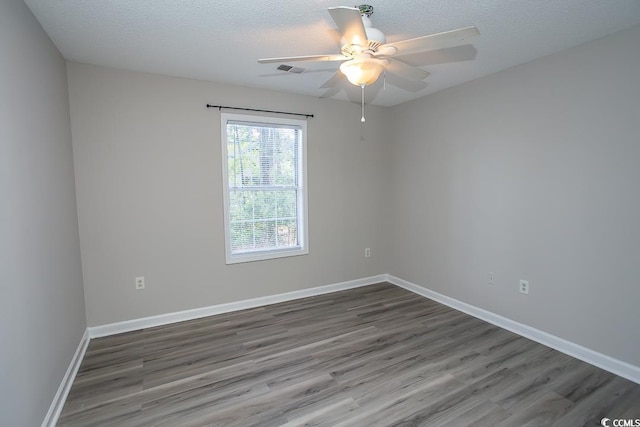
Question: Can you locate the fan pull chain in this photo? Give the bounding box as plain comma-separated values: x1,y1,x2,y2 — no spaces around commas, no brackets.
361,84,366,123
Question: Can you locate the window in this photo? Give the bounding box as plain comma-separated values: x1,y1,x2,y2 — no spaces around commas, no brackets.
221,113,308,264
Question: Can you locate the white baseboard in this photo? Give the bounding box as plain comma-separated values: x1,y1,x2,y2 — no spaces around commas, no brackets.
385,274,640,385
88,274,387,338
42,328,90,427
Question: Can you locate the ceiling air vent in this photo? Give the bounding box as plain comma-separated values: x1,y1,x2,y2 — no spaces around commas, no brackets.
277,64,306,74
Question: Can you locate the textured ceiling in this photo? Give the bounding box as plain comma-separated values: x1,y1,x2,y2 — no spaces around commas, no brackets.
23,0,640,106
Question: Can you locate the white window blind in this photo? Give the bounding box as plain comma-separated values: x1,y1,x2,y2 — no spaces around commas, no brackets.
221,113,308,264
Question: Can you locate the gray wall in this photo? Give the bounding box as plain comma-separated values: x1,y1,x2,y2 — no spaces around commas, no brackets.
388,26,640,366
67,63,391,326
0,0,86,425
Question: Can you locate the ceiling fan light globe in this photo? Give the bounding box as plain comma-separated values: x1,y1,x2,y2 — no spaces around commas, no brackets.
340,58,386,87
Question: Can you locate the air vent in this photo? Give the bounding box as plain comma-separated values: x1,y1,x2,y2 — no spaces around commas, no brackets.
277,64,306,74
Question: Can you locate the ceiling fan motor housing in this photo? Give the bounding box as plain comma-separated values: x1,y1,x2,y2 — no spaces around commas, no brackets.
340,5,385,55
362,16,386,46
359,5,386,47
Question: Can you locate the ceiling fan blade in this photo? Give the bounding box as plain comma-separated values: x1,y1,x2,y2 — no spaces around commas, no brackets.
384,73,429,93
320,70,344,89
397,45,478,67
328,6,368,47
258,54,347,64
385,59,430,81
379,26,480,57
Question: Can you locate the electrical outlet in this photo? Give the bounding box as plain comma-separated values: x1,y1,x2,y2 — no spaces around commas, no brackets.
488,272,496,285
519,280,529,294
135,276,145,290
365,248,371,258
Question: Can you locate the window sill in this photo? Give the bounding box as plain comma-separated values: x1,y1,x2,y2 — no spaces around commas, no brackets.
225,247,309,265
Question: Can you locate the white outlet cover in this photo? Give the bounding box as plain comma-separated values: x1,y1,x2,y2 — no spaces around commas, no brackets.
488,272,496,285
519,279,529,294
135,276,145,290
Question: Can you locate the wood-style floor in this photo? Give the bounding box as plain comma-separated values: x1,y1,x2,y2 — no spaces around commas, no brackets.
58,283,640,426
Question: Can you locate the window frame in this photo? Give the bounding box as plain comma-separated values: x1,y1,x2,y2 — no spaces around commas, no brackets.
220,112,309,264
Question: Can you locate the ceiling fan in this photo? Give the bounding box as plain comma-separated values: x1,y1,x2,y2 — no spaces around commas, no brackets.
258,5,480,121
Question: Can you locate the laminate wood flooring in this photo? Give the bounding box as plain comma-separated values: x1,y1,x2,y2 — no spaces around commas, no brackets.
58,283,640,426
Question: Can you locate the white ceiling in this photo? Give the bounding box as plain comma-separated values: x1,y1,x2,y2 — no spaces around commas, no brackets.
24,0,640,107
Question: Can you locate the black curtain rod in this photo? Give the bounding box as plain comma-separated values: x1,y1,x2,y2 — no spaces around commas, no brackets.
206,104,314,119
